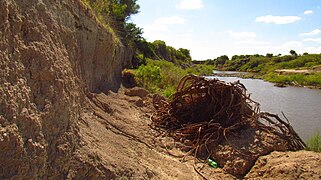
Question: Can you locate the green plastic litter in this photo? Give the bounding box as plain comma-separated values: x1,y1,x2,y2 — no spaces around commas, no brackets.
208,159,218,168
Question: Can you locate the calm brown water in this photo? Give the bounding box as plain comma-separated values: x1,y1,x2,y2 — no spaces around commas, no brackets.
207,76,321,141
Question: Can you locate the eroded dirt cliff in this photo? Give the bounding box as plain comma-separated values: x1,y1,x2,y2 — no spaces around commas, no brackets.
0,0,130,178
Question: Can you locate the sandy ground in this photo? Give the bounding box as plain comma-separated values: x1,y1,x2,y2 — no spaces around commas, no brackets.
74,88,234,179
73,87,321,179
275,67,321,74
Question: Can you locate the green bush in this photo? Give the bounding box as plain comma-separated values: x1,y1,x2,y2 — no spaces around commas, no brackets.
147,59,186,87
265,73,321,87
134,64,162,92
305,73,321,86
186,64,213,75
305,62,319,67
163,86,176,98
132,53,146,68
306,130,321,152
133,59,214,97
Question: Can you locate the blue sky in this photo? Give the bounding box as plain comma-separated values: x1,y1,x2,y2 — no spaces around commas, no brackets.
131,0,321,60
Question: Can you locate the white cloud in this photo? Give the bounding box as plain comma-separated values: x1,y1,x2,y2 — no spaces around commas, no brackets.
282,41,303,48
176,0,203,10
299,29,321,36
303,46,321,53
179,33,193,38
234,40,271,46
140,16,187,43
303,38,321,43
231,41,302,57
304,10,314,15
143,16,186,33
154,16,186,25
227,30,256,38
143,24,167,33
255,15,301,24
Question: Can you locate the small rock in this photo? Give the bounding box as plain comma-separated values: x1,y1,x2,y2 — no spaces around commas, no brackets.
135,99,144,107
125,87,149,98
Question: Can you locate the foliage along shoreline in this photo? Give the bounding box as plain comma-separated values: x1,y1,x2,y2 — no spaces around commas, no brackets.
211,70,321,89
199,51,321,89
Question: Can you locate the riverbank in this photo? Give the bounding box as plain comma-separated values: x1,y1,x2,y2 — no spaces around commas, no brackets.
211,54,321,88
82,86,321,179
264,71,321,89
212,70,321,89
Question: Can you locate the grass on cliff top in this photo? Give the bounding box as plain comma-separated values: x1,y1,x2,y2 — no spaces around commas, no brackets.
80,0,120,44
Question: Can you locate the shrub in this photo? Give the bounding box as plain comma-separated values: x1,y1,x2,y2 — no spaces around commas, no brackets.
186,64,213,75
306,130,321,152
122,69,136,88
133,59,215,97
265,72,321,87
132,54,146,68
163,86,176,98
134,64,162,92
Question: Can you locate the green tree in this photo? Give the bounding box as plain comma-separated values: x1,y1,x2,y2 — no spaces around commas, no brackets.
135,64,162,89
290,50,298,57
118,0,140,21
178,48,191,60
136,39,155,58
173,48,191,63
124,22,143,43
108,0,140,22
83,0,141,46
152,40,169,60
110,0,140,44
215,55,229,67
266,53,273,58
231,55,239,61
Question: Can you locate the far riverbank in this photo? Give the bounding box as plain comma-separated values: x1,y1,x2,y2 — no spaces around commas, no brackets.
212,69,321,89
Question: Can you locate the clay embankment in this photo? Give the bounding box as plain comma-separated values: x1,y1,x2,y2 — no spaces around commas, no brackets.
0,0,130,178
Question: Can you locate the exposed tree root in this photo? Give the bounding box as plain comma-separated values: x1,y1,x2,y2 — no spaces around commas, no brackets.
152,74,305,162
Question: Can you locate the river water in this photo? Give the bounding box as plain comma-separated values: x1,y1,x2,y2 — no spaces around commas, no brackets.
207,75,321,141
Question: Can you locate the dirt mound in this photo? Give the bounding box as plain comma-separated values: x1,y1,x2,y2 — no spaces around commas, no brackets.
152,75,305,178
246,151,321,179
125,87,149,98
